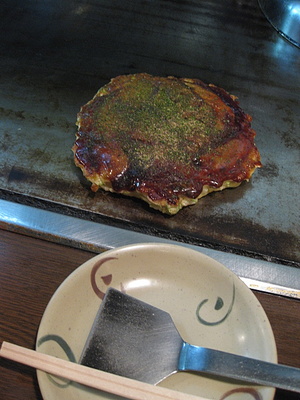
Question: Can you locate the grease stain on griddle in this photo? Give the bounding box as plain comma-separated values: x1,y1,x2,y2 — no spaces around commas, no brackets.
169,212,300,267
281,130,300,150
212,215,299,264
0,107,25,120
29,148,52,164
0,131,10,152
8,166,28,182
0,105,73,131
257,162,279,178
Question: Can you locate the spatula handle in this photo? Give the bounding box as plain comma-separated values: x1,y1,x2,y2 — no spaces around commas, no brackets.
178,342,300,393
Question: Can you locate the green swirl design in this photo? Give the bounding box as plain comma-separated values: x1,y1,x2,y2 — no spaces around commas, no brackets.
196,283,235,326
37,334,77,388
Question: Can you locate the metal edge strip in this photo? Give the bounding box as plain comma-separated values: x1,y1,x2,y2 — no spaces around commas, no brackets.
0,199,299,299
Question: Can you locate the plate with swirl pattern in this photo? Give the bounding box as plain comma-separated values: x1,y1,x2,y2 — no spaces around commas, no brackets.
36,243,277,400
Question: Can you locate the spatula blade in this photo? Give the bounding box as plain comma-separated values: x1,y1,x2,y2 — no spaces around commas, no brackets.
80,287,183,384
80,288,300,393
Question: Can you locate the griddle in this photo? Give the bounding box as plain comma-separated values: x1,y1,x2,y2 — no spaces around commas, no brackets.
0,0,299,268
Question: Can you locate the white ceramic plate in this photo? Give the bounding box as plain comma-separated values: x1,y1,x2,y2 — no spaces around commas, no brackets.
36,243,277,400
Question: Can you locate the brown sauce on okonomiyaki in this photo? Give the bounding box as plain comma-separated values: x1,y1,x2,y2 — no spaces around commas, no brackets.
73,73,261,214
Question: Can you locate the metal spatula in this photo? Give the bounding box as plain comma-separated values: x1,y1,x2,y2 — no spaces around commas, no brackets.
80,287,300,393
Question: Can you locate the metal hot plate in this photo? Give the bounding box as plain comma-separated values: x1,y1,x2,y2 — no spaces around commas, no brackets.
0,0,299,270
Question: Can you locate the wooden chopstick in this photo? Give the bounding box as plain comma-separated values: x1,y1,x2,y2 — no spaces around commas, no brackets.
1,341,210,400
